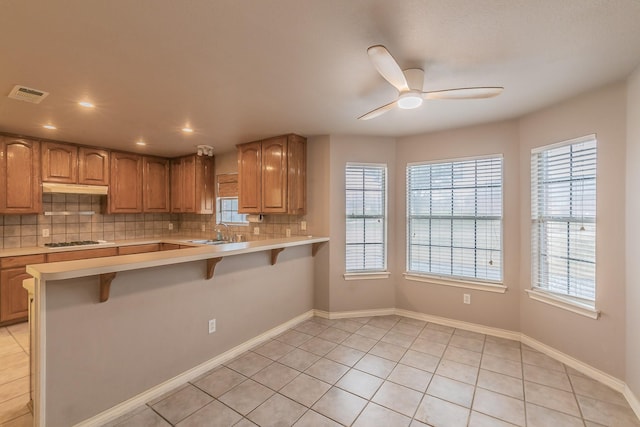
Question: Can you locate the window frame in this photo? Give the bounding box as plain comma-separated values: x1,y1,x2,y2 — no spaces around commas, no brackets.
344,162,389,278
216,197,248,225
405,154,505,290
530,134,598,315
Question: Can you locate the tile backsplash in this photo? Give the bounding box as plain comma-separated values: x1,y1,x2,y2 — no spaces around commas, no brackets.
0,194,307,249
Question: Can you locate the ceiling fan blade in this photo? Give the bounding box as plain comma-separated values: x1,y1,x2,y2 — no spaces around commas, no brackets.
423,86,504,100
358,100,398,120
367,45,409,92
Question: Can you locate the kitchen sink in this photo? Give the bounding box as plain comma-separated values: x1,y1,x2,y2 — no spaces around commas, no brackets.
188,239,228,245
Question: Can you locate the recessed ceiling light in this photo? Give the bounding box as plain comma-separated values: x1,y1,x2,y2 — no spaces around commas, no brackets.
136,141,146,146
43,124,57,130
182,127,194,133
78,101,95,108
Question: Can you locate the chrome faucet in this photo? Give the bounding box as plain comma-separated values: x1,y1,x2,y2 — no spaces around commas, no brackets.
214,223,230,241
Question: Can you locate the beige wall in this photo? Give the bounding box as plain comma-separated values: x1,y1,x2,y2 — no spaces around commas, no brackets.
327,135,397,312
626,66,640,395
394,121,521,331
307,136,331,311
44,247,315,426
518,82,627,378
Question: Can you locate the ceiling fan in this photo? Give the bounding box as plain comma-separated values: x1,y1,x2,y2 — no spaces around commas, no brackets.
359,45,503,120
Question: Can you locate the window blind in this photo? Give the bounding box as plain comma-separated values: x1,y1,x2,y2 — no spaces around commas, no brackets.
407,156,503,282
531,136,597,301
345,164,387,272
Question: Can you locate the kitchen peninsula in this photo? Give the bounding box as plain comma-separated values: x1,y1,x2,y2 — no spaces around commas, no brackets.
24,236,328,427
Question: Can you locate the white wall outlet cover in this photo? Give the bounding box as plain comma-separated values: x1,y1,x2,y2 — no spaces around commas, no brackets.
201,224,206,232
168,223,174,230
300,221,307,231
463,294,471,304
253,227,260,235
285,228,291,237
208,319,216,334
42,228,50,237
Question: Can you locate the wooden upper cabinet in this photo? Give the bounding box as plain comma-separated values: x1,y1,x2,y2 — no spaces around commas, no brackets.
287,134,306,215
143,157,170,212
170,154,214,214
0,137,42,214
237,141,262,214
196,155,215,214
261,136,288,213
78,147,109,185
43,143,110,186
108,151,143,213
42,142,78,183
237,134,306,215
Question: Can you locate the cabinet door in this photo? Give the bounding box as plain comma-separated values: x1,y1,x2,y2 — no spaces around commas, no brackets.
170,158,184,212
79,147,109,185
196,155,215,214
108,152,142,213
42,142,78,183
181,156,197,213
237,141,261,214
0,267,31,323
287,135,306,215
261,136,288,213
143,157,170,212
118,243,161,255
0,137,42,214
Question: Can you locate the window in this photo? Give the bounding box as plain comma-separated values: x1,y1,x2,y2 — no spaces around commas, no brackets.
216,197,248,224
407,156,503,283
345,164,387,273
531,135,597,301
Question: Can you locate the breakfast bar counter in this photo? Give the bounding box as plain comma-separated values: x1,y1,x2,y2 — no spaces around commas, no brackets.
24,236,328,427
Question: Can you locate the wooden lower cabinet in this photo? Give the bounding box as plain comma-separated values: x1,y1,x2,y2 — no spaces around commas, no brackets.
118,244,161,255
46,247,118,262
0,254,45,325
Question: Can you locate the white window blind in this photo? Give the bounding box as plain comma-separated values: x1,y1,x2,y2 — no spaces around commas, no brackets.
531,135,597,301
407,156,503,282
345,164,387,272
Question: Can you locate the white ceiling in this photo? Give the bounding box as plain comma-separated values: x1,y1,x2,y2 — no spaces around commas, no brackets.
1,0,640,157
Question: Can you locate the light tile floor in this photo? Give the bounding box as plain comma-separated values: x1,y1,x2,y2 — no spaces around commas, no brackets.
105,315,640,427
4,316,639,426
0,322,32,427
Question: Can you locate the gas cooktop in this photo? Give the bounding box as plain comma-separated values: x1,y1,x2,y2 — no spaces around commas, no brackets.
44,240,114,249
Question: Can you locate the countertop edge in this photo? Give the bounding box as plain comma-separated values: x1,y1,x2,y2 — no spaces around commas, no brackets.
26,237,329,281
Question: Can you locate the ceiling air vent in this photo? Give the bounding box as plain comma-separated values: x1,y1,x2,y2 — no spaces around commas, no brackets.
8,85,49,104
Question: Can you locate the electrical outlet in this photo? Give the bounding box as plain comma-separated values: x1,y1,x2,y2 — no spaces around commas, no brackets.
285,228,291,237
201,224,206,232
300,221,307,231
42,228,50,238
168,223,174,230
208,319,216,334
253,227,260,235
463,294,471,304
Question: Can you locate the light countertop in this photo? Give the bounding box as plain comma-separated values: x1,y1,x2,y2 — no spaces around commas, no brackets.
25,236,329,281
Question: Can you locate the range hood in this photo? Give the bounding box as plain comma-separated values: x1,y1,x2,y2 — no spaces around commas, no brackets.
42,182,109,195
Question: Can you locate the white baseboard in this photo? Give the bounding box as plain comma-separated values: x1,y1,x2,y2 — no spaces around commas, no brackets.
315,307,395,319
75,310,314,427
394,309,521,341
520,334,626,393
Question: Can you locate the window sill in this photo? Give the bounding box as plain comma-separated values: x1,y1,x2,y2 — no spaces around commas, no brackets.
344,271,391,281
525,288,600,319
402,273,507,293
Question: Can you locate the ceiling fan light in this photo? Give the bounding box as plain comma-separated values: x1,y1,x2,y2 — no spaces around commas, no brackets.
397,93,423,109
